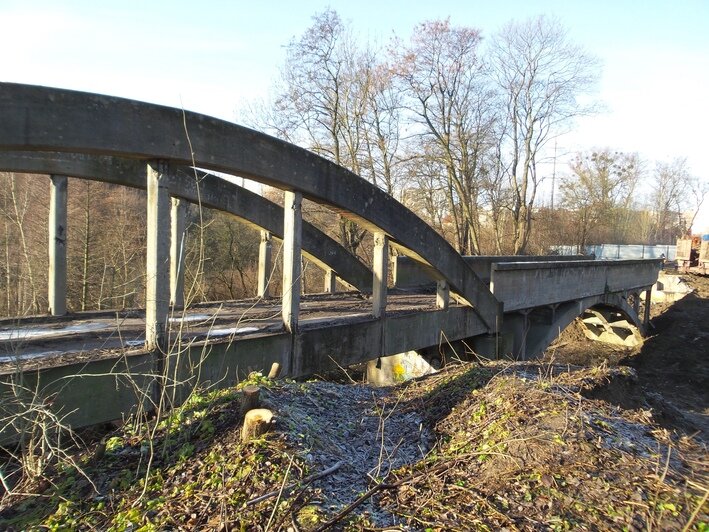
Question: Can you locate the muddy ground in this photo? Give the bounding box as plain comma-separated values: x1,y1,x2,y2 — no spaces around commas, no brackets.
1,274,707,530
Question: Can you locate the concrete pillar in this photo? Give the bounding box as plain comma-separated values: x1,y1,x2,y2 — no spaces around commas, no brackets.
146,161,171,351
372,231,389,318
324,268,337,294
169,197,187,308
282,191,302,333
643,287,652,327
632,292,640,316
257,230,272,299
48,175,68,316
436,280,449,310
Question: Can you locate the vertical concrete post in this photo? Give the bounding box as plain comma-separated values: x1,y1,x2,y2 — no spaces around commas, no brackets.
282,192,302,333
372,231,389,318
436,280,450,310
632,292,640,316
48,175,68,316
257,230,272,299
324,268,337,294
146,161,171,351
169,197,187,308
643,287,652,327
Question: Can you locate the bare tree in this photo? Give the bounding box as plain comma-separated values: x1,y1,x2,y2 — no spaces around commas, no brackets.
395,19,496,255
649,158,692,243
560,150,641,248
268,9,404,256
489,16,599,254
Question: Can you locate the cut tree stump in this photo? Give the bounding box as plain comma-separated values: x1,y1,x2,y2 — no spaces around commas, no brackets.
268,362,281,379
240,385,260,416
241,408,274,442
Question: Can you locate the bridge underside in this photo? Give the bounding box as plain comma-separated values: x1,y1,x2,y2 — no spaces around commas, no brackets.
495,292,646,360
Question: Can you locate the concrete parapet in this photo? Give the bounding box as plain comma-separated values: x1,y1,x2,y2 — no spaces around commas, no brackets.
394,255,590,289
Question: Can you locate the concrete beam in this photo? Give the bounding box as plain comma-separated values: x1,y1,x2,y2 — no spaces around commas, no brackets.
372,232,389,319
490,259,663,312
257,230,272,299
146,161,171,351
282,191,302,334
0,84,499,329
0,151,372,294
0,304,489,439
170,197,187,307
394,255,591,289
48,175,68,316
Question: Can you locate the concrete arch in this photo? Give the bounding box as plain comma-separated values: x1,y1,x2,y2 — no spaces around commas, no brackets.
0,83,499,329
0,150,372,293
523,292,645,359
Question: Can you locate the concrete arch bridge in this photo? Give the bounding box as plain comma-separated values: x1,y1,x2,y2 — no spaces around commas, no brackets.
0,84,661,433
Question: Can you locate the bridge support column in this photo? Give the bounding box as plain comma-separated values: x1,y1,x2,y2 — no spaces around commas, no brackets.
324,268,337,294
372,232,389,318
436,280,449,310
170,197,187,308
643,287,652,327
258,230,272,299
146,161,171,351
633,292,640,316
48,175,68,316
282,192,302,333
502,311,530,360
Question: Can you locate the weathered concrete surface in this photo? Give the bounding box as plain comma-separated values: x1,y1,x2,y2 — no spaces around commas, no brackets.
366,351,438,386
649,272,693,303
0,151,372,294
372,232,389,319
394,255,590,289
169,197,187,307
503,292,645,360
282,191,302,334
490,259,662,312
581,308,642,347
0,84,499,329
0,302,487,437
48,175,68,316
257,231,273,299
145,161,171,350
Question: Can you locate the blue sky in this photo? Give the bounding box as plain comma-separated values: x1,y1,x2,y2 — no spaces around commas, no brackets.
2,0,708,227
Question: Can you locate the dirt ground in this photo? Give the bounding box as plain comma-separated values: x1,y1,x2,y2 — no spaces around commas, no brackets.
1,274,707,530
546,272,709,440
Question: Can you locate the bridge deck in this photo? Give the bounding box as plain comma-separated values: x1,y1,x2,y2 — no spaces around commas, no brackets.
0,292,441,374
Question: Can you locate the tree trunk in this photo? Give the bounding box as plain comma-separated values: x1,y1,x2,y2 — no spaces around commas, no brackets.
241,409,274,442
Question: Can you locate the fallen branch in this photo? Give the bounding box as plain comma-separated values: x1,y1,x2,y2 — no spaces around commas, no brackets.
244,460,344,507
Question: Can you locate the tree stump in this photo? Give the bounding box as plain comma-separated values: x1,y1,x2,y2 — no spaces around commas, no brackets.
240,385,260,416
268,362,281,379
241,408,274,442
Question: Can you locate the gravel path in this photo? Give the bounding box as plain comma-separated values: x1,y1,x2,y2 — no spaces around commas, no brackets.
263,380,433,527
